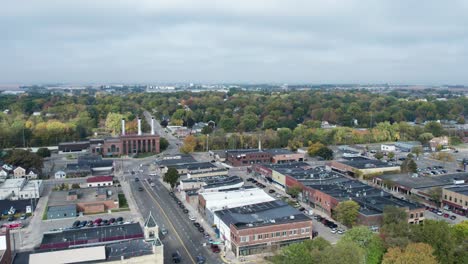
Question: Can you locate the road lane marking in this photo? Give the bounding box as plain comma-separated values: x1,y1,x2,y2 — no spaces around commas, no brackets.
141,182,196,264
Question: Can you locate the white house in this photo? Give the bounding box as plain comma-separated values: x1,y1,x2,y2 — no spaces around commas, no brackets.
381,144,396,152
2,164,13,172
54,170,67,179
0,169,8,177
13,167,26,178
26,170,38,179
86,176,113,187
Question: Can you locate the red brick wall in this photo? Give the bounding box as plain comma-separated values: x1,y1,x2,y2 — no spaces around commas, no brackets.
357,213,382,226
251,165,272,177
231,220,313,247
271,153,305,163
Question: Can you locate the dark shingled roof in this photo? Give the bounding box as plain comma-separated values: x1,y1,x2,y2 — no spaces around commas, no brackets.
144,212,157,228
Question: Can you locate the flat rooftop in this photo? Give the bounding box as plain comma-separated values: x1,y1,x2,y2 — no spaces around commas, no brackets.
378,173,468,189
155,154,197,166
200,187,275,211
0,178,26,189
41,223,143,249
445,185,468,195
355,195,424,216
171,162,218,171
215,200,310,229
338,159,398,169
48,187,119,207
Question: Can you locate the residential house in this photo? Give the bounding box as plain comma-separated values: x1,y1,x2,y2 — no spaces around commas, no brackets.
54,171,67,179
13,167,26,178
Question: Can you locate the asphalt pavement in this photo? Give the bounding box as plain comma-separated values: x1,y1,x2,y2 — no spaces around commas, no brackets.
128,171,222,264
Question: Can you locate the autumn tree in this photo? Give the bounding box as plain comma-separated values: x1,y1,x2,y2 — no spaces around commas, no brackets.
383,243,438,264
105,112,125,136
5,149,43,173
307,141,325,156
286,184,302,197
180,135,197,154
334,200,360,227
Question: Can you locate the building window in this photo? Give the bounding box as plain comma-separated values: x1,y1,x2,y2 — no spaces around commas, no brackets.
454,198,457,203
241,236,249,242
258,234,263,240
253,235,257,241
264,234,269,239
276,232,281,237
305,228,310,233
282,231,287,237
410,213,413,218
420,212,423,217
444,195,447,199
449,196,452,201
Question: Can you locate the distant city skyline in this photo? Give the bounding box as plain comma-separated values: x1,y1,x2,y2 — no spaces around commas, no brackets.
1,1,467,84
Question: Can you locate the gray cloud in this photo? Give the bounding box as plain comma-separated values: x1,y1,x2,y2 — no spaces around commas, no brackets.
1,0,467,84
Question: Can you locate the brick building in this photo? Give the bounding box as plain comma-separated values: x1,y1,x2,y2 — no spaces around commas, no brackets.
214,200,312,257
442,185,468,216
226,148,304,167
47,188,119,216
60,118,160,157
252,163,424,226
326,158,400,178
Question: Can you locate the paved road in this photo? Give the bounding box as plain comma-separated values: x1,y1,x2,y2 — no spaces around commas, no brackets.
143,110,181,156
128,171,222,264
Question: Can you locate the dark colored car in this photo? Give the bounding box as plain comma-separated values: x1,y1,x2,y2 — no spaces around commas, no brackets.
94,218,103,225
211,244,221,253
246,178,253,182
135,178,139,182
87,221,94,227
268,189,276,193
198,227,205,233
298,207,306,212
7,216,15,222
102,219,110,225
179,204,185,209
312,231,319,238
177,201,182,205
193,222,201,228
72,220,81,228
172,252,181,263
183,209,189,214
251,180,258,184
169,192,175,196
450,215,457,220
79,221,87,228
116,217,123,222
109,218,116,224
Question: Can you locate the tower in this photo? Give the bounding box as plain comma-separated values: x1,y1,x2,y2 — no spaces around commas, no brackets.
144,211,159,241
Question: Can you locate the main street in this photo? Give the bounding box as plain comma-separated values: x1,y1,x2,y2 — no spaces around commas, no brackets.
127,171,222,264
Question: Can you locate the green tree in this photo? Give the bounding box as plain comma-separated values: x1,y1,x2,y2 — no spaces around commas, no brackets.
387,151,395,160
418,132,434,144
322,240,365,264
286,184,302,197
340,226,385,264
427,187,442,206
424,121,444,137
163,167,180,189
411,146,423,158
401,158,418,173
271,238,331,264
381,206,410,248
410,220,456,264
36,147,51,158
334,200,360,227
307,141,325,156
71,183,80,189
201,126,213,135
374,151,384,160
316,146,333,160
159,137,169,151
5,149,43,174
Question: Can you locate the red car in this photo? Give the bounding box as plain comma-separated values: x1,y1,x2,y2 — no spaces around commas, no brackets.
94,218,103,225
210,244,221,253
443,213,449,218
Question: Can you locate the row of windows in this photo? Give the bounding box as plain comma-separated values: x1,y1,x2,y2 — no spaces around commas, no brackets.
409,212,424,218
240,228,311,243
444,195,468,206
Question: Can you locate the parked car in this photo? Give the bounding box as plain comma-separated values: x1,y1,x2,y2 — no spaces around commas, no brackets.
196,255,206,264
94,218,103,225
109,218,116,224
79,221,87,228
193,222,201,228
72,220,81,228
268,189,276,194
210,244,221,253
443,213,450,218
337,229,345,235
161,228,168,236
172,252,181,263
298,207,306,212
183,209,189,214
116,217,123,222
19,214,27,220
7,216,15,222
87,221,94,227
198,227,205,233
312,231,319,238
450,215,457,220
135,178,139,182
330,228,337,234
246,178,253,182
138,187,144,191
436,210,443,216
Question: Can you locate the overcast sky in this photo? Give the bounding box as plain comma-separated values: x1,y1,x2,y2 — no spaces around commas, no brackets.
1,1,467,85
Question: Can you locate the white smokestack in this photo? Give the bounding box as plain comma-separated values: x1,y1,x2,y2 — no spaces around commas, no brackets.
121,119,126,136
151,117,155,135
138,118,142,135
